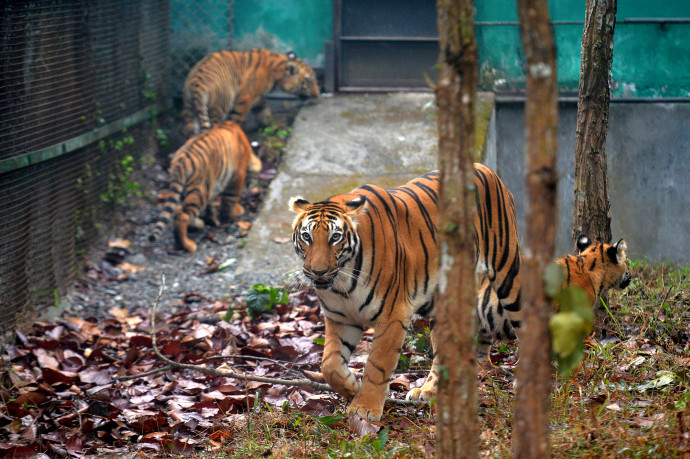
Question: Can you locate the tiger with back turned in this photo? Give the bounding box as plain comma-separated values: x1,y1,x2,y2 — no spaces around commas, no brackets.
182,49,320,137
288,164,522,421
149,121,261,252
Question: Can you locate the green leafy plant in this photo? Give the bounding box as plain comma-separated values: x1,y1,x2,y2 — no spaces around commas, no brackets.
370,427,390,452
99,133,143,205
245,283,288,318
545,263,593,376
411,327,432,356
258,122,292,163
155,128,169,148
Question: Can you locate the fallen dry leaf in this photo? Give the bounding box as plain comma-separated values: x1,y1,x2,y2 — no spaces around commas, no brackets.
348,414,382,436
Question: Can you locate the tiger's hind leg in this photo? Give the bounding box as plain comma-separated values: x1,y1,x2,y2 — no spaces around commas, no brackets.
476,276,499,361
174,193,204,252
219,171,248,223
202,204,221,227
477,275,520,363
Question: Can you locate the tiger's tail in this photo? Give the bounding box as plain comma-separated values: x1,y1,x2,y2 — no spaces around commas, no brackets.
182,88,211,137
149,175,184,243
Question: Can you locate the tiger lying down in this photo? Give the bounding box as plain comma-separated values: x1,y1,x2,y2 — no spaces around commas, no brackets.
289,165,631,421
149,121,261,252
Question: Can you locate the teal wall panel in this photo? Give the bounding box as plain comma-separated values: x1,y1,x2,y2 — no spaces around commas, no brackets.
172,1,689,97
231,0,332,67
476,0,690,97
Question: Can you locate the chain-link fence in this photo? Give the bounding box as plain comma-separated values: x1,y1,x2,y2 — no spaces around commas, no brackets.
0,0,169,338
169,0,234,102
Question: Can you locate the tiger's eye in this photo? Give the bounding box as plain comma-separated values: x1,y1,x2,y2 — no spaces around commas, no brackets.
301,232,312,244
331,233,342,244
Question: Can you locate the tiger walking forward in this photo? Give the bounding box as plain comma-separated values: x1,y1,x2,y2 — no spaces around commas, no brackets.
288,164,522,421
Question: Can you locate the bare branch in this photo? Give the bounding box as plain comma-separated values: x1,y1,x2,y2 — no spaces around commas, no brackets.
114,276,427,408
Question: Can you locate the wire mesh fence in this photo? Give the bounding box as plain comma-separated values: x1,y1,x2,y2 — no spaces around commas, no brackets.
169,0,234,102
0,0,170,338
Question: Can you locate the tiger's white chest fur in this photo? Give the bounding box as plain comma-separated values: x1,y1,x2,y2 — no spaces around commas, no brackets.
313,252,438,328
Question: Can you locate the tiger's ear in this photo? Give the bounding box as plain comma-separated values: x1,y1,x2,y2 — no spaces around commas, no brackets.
344,196,367,216
289,196,310,213
286,51,297,61
576,234,592,254
606,238,628,264
286,60,299,75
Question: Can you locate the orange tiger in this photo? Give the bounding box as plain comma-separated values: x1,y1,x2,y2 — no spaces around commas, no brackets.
288,164,522,421
149,121,261,252
556,235,631,307
182,49,320,136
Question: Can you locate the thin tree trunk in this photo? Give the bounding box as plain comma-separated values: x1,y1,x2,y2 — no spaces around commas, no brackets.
572,0,617,246
573,0,617,334
513,0,559,457
435,0,478,457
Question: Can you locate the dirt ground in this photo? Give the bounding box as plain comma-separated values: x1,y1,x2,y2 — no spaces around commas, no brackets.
62,100,303,322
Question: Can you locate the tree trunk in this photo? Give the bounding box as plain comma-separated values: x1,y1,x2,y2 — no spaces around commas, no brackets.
572,0,617,246
513,0,559,458
435,0,478,457
573,0,617,334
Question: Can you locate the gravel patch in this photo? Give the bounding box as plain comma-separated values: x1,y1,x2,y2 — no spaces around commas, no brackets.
62,106,301,322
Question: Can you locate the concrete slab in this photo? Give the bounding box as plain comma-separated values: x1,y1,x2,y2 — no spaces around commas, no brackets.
235,93,439,286
235,92,496,287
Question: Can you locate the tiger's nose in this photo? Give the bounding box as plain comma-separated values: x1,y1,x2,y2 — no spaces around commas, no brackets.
311,268,329,277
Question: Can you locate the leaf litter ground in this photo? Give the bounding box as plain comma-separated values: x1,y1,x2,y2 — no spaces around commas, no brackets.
1,104,689,457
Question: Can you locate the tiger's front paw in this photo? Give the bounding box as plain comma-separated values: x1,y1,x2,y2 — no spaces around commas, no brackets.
177,238,197,252
347,398,384,422
231,203,245,218
406,373,437,402
405,386,436,402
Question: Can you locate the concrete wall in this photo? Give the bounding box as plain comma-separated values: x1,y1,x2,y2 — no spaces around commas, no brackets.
492,101,690,265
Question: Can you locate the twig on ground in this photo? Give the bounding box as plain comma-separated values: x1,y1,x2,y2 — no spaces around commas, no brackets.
114,276,427,407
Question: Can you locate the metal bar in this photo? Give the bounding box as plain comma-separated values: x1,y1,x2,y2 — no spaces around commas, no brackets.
0,105,162,174
339,36,439,41
494,93,690,104
476,18,690,26
337,86,433,93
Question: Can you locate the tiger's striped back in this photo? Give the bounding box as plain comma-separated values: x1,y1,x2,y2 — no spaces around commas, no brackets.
149,121,261,252
473,163,522,349
288,164,522,421
182,49,319,136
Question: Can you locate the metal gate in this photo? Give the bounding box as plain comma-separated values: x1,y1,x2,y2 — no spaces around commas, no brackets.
333,0,439,91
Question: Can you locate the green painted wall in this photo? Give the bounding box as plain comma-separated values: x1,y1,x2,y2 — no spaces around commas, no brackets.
171,1,688,97
475,0,690,97
231,0,332,67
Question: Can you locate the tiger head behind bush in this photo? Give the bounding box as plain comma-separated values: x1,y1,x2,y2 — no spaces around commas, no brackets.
556,235,631,307
182,49,320,136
